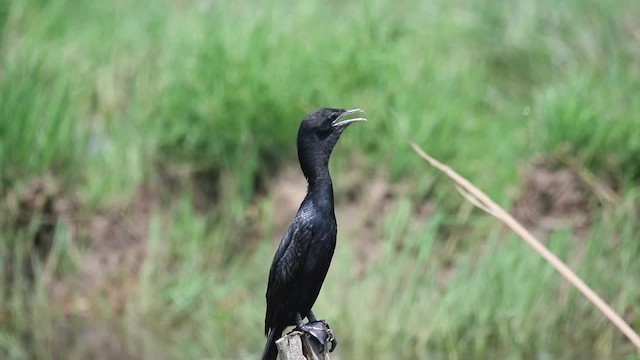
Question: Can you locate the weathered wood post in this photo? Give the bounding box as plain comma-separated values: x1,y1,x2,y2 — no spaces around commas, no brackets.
275,331,332,360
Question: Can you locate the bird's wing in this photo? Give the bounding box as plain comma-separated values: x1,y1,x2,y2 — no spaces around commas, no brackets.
264,214,313,333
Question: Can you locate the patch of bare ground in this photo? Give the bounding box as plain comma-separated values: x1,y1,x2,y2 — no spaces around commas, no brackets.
2,176,159,359
68,189,158,359
50,318,152,360
512,156,596,240
48,186,156,317
157,163,220,213
51,186,157,359
2,175,65,285
262,166,307,238
336,168,417,277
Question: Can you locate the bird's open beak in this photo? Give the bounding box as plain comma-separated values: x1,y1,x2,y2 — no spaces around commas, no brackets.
332,108,367,128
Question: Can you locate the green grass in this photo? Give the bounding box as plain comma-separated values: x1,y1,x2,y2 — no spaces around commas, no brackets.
1,0,640,358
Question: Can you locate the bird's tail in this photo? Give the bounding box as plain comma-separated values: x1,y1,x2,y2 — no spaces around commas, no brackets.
261,326,283,360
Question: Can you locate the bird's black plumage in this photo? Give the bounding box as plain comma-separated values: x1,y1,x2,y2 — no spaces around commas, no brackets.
262,108,366,360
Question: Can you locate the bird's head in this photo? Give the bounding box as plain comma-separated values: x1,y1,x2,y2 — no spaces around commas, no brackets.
297,108,366,180
299,108,367,134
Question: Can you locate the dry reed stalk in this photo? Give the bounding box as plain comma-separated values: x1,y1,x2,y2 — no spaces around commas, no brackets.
409,140,640,351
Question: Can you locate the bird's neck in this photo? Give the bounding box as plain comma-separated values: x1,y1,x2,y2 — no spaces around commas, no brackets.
306,176,334,211
298,133,339,188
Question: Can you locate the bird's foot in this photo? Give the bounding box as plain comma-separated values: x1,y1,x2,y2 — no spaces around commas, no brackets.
295,319,337,353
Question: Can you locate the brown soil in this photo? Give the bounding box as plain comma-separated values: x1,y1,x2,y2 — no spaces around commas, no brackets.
50,318,153,360
2,176,157,358
512,156,593,239
336,168,415,276
2,176,58,283
48,186,156,317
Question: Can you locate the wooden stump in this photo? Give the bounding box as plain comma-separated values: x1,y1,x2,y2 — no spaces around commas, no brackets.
275,331,331,360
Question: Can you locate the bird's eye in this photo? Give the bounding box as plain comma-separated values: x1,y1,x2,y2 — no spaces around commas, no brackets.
321,114,339,130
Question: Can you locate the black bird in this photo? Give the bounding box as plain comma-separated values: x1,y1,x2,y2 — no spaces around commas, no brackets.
262,108,366,360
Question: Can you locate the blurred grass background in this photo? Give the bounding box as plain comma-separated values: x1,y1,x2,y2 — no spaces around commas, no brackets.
1,0,639,358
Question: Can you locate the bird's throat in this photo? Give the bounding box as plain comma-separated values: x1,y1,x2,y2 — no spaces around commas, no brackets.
306,177,335,212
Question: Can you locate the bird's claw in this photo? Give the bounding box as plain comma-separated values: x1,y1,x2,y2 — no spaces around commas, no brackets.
296,320,337,353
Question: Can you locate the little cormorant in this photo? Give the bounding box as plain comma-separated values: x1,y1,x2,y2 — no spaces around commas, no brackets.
262,108,366,360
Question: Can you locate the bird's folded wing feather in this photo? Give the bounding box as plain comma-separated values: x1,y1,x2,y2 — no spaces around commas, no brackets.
265,217,313,331
268,218,313,294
